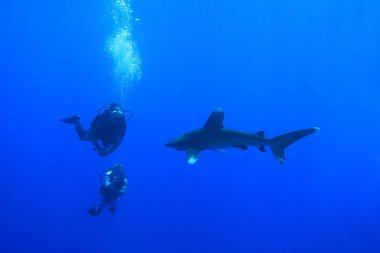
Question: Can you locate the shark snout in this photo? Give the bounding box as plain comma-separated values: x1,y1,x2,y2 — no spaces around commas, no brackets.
165,137,184,150
164,142,172,147
164,140,176,148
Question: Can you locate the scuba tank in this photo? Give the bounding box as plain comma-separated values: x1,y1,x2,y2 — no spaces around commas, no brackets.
99,164,126,187
99,168,112,187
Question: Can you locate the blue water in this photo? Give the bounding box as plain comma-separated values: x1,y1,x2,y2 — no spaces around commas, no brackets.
1,0,380,252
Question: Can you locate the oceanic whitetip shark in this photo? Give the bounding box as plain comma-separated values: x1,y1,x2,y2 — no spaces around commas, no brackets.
165,108,319,164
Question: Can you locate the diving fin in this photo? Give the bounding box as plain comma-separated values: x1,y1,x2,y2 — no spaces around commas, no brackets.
61,115,80,124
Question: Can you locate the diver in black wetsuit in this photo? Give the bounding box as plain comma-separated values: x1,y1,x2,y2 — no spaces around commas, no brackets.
88,163,128,217
61,103,132,157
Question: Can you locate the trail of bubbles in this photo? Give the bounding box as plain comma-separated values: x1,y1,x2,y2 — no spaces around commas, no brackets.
106,0,141,99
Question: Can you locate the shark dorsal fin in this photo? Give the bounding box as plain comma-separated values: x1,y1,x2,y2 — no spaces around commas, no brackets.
186,149,200,164
256,131,265,138
204,108,224,130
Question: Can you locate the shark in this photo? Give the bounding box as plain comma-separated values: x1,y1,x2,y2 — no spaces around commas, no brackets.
165,108,319,164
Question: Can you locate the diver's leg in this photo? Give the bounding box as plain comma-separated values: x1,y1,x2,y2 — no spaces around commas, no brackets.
61,115,92,141
87,196,106,217
108,200,118,214
74,121,91,141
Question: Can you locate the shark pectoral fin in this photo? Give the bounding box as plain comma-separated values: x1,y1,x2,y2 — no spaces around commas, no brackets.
186,149,200,164
212,149,228,154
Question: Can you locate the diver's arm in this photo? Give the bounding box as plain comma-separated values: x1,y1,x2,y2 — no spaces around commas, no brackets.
120,178,127,193
91,139,107,157
103,123,126,156
89,114,109,156
103,135,123,156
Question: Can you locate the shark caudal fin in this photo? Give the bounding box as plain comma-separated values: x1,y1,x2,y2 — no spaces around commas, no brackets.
269,127,319,164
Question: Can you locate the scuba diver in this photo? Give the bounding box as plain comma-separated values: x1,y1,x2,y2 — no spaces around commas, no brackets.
88,163,128,217
61,103,133,157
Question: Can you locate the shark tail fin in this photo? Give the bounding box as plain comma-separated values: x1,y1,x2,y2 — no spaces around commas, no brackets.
269,127,319,164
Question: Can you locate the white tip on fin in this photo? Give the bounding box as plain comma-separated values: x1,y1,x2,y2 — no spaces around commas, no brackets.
186,149,200,164
187,156,198,164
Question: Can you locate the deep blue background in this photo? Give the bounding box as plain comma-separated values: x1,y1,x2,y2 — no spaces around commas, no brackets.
1,0,380,252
